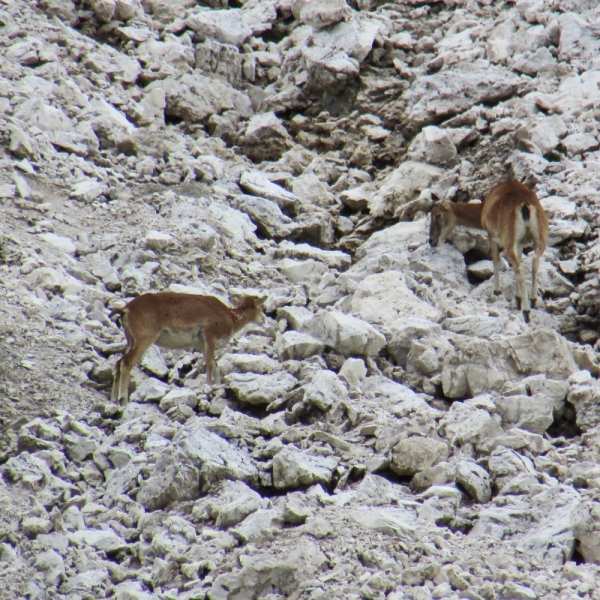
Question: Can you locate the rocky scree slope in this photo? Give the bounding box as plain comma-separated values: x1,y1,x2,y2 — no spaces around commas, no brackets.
1,0,600,598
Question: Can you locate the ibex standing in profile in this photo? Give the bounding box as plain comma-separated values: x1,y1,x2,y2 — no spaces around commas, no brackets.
110,292,266,403
429,181,548,323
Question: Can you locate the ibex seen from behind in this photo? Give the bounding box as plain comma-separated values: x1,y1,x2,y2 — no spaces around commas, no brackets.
111,292,266,403
429,181,548,323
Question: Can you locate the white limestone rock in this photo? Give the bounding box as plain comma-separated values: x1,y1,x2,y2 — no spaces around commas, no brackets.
390,436,449,477
289,172,336,208
494,393,554,435
441,330,577,398
548,218,590,245
63,432,99,463
362,376,435,419
137,421,259,509
438,402,503,453
129,378,170,403
232,194,294,238
523,116,567,154
351,506,417,537
407,126,458,167
311,17,380,63
508,150,549,183
561,132,598,157
499,582,538,600
570,498,600,563
207,480,262,528
567,378,600,432
299,0,346,28
219,353,280,376
279,258,328,284
70,179,108,202
227,371,298,405
351,271,441,330
442,315,524,339
136,40,194,81
488,447,538,491
34,549,65,586
411,242,472,290
338,357,367,388
209,543,327,599
455,461,492,503
303,369,347,412
467,260,495,279
187,9,253,47
301,310,386,356
238,112,293,161
386,316,442,367
405,68,521,129
69,529,128,553
276,330,325,360
367,161,443,217
273,447,339,489
90,0,116,22
489,428,552,455
22,516,52,537
144,230,174,251
150,73,252,124
159,388,198,413
62,569,109,595
240,170,299,212
139,346,169,380
37,233,77,255
302,47,360,94
276,242,351,270
231,508,282,543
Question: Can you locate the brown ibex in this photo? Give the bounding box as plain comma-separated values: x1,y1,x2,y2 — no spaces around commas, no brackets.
429,181,548,323
110,292,266,403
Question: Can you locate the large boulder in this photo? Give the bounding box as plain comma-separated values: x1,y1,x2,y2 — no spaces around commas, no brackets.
441,330,577,398
137,421,259,509
301,310,386,356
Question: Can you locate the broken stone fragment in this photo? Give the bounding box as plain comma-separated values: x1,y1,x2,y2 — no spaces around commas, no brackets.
272,447,339,490
390,436,449,477
454,461,492,503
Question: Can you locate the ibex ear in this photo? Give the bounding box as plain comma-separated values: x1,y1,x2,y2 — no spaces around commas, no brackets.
255,295,267,307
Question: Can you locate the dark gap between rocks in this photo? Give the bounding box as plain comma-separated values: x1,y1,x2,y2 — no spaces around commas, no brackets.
547,403,581,440
436,514,475,535
229,399,270,421
256,484,296,499
570,544,586,565
366,467,413,488
164,112,185,126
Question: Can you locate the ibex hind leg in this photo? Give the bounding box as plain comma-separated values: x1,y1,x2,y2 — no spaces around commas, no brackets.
490,242,502,296
530,252,541,308
506,248,529,323
111,359,122,403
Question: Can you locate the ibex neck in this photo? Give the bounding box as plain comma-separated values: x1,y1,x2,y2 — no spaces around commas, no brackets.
231,307,254,332
452,203,484,229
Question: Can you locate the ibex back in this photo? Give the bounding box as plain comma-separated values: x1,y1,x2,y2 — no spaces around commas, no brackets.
111,292,266,403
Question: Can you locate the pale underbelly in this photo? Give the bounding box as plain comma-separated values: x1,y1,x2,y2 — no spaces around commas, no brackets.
155,329,204,350
154,329,232,351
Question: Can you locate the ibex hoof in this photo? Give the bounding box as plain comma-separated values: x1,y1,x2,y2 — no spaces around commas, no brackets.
493,289,502,296
523,310,530,324
530,297,537,308
515,297,522,310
